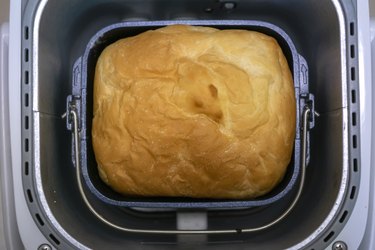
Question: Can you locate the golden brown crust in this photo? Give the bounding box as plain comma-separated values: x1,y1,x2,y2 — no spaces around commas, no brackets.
92,25,296,199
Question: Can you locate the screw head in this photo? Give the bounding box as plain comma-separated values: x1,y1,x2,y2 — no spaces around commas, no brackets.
38,244,52,250
204,7,213,13
223,2,236,10
332,241,347,250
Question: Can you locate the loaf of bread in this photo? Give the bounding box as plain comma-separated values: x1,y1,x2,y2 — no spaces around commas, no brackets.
92,25,296,199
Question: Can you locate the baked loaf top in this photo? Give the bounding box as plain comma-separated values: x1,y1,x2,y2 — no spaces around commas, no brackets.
92,25,296,199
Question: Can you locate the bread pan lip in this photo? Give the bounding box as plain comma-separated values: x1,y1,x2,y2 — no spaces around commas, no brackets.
75,19,307,208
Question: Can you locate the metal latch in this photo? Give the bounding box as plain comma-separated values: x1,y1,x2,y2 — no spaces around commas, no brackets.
64,95,81,131
300,93,317,130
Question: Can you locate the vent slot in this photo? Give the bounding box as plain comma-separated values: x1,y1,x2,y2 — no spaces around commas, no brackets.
351,90,356,103
352,112,356,126
351,67,356,81
350,22,355,36
25,138,29,152
35,213,45,226
25,115,29,130
24,161,29,175
323,231,335,242
49,234,61,245
26,189,33,202
24,49,29,62
25,70,29,84
350,45,355,58
353,158,358,172
339,210,348,223
24,26,29,40
350,186,356,199
352,135,357,149
25,93,29,107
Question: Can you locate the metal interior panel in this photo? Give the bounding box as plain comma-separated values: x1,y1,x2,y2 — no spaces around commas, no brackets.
21,0,361,249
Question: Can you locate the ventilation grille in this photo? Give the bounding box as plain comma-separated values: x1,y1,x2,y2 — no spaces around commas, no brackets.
22,24,61,248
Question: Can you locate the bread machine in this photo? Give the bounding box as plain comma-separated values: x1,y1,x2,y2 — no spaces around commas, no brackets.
0,0,374,249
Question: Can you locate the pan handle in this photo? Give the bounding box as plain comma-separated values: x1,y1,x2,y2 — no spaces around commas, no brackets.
67,105,315,234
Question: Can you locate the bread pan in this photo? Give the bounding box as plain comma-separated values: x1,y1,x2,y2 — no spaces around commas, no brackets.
66,20,315,208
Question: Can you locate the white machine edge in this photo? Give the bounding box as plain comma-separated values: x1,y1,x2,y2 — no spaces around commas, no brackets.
8,0,54,249
333,0,372,248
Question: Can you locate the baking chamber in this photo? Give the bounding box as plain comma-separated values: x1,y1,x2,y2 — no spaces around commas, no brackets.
22,0,360,249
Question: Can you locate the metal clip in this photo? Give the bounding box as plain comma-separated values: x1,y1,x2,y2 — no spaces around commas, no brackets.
300,93,316,130
64,95,81,131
